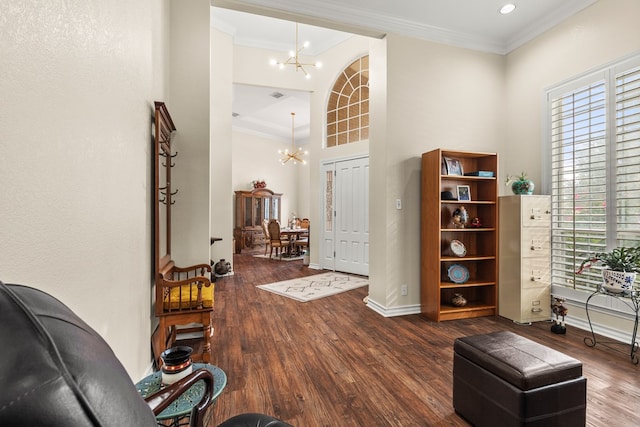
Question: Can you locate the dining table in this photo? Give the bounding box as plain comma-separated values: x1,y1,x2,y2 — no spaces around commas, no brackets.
280,227,309,257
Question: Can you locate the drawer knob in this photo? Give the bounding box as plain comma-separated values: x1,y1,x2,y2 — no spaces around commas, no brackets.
531,308,543,313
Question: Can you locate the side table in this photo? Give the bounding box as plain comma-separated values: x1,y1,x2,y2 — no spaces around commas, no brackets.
584,287,639,364
136,363,227,426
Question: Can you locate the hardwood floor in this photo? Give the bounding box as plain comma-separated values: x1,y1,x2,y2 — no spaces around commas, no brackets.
204,252,639,426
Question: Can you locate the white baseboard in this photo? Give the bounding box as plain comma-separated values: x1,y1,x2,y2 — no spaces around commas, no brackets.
366,297,421,317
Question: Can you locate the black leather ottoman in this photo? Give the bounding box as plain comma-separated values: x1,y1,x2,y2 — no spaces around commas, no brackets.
453,331,586,427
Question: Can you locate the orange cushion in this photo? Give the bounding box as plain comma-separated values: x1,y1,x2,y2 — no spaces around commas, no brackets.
163,282,214,310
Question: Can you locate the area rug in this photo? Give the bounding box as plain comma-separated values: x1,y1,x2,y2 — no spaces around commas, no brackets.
256,272,368,302
253,253,305,262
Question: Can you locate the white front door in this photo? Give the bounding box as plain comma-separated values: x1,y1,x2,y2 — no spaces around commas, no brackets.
321,156,369,276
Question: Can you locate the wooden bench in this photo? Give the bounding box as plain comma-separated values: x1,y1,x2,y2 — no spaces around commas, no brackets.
154,260,214,368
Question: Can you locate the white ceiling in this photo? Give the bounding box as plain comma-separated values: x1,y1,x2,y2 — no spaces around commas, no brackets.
212,0,599,144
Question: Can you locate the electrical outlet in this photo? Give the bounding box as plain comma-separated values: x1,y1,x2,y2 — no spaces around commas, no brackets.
396,199,402,210
401,284,408,296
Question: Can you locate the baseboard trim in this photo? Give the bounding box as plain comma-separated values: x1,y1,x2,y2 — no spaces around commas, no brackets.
366,297,421,317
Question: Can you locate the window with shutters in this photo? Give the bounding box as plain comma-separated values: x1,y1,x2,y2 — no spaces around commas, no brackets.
547,54,640,292
326,55,369,147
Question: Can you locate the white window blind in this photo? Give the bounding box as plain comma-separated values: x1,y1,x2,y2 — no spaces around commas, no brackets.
548,54,640,291
615,66,640,247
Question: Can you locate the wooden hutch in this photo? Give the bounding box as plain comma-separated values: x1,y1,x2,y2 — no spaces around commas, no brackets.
234,188,282,253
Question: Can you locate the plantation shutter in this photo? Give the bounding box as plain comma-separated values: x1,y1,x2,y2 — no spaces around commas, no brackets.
615,65,640,247
548,56,640,292
549,77,607,290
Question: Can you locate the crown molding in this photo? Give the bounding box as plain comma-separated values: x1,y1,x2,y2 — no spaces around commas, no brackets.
213,0,599,55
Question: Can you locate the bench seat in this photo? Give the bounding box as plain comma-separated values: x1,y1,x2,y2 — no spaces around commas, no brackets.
453,331,586,426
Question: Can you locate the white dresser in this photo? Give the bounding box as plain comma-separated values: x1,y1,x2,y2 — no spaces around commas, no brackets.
498,195,551,323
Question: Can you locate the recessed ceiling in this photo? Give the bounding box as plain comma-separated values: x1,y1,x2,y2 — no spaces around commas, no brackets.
212,0,599,143
231,84,311,144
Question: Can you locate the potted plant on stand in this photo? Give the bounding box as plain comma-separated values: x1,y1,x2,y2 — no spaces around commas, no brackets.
577,246,640,295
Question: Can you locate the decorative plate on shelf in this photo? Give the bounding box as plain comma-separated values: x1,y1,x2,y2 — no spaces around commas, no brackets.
448,264,470,284
450,240,467,257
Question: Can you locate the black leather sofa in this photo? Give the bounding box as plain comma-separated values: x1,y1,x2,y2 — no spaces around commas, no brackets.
0,281,291,427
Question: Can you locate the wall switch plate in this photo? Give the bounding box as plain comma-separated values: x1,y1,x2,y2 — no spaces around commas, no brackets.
396,199,402,210
401,284,408,296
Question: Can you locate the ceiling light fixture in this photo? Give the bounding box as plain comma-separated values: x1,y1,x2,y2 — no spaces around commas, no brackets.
269,23,322,79
279,112,308,165
499,3,516,14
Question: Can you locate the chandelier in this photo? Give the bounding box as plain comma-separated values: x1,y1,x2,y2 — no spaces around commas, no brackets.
269,23,322,79
279,112,308,165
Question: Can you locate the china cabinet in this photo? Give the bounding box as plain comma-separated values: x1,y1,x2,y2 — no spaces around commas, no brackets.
234,188,282,253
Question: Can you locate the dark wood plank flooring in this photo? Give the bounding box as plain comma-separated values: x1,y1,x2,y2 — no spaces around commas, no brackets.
204,251,640,426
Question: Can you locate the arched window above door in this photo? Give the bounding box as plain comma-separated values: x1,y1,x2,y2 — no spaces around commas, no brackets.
326,55,369,147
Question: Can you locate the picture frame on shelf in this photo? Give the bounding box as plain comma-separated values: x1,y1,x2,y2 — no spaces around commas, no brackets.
441,158,448,175
457,185,471,201
444,157,463,175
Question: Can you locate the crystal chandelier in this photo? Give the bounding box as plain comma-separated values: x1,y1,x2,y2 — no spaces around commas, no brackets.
279,112,308,165
269,23,322,79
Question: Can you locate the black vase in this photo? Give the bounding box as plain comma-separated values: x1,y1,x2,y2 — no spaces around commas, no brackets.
214,259,231,275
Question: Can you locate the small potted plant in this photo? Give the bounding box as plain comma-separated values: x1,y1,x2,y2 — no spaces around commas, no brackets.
577,246,640,294
505,172,535,195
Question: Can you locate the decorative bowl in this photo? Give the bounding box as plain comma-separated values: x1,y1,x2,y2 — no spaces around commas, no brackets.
448,264,469,284
450,240,467,257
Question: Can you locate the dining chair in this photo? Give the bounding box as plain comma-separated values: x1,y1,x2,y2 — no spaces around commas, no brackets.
294,219,310,255
267,219,289,259
261,218,271,255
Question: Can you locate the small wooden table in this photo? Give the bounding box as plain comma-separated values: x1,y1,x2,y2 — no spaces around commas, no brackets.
136,363,227,426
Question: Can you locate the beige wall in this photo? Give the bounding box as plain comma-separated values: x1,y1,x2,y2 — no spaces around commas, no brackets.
503,0,640,337
0,0,168,380
504,0,640,195
169,0,211,267
231,131,299,222
211,28,235,262
368,34,506,312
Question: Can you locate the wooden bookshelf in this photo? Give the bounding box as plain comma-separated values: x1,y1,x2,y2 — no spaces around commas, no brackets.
420,149,499,321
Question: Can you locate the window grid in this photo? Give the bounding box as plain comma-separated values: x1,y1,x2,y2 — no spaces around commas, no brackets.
326,55,369,147
548,56,640,292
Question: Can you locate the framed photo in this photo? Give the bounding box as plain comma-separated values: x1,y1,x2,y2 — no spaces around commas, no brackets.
457,185,471,201
444,157,463,175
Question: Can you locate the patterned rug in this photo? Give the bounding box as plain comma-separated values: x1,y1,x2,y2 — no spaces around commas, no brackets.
256,272,368,302
253,253,305,262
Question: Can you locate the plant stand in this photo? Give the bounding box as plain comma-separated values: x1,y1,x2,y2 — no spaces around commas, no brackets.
584,287,640,364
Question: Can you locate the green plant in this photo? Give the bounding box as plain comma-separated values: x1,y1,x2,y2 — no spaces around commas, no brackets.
504,172,528,186
576,246,640,274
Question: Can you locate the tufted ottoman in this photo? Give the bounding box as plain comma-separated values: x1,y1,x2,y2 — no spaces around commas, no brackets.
453,331,586,426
